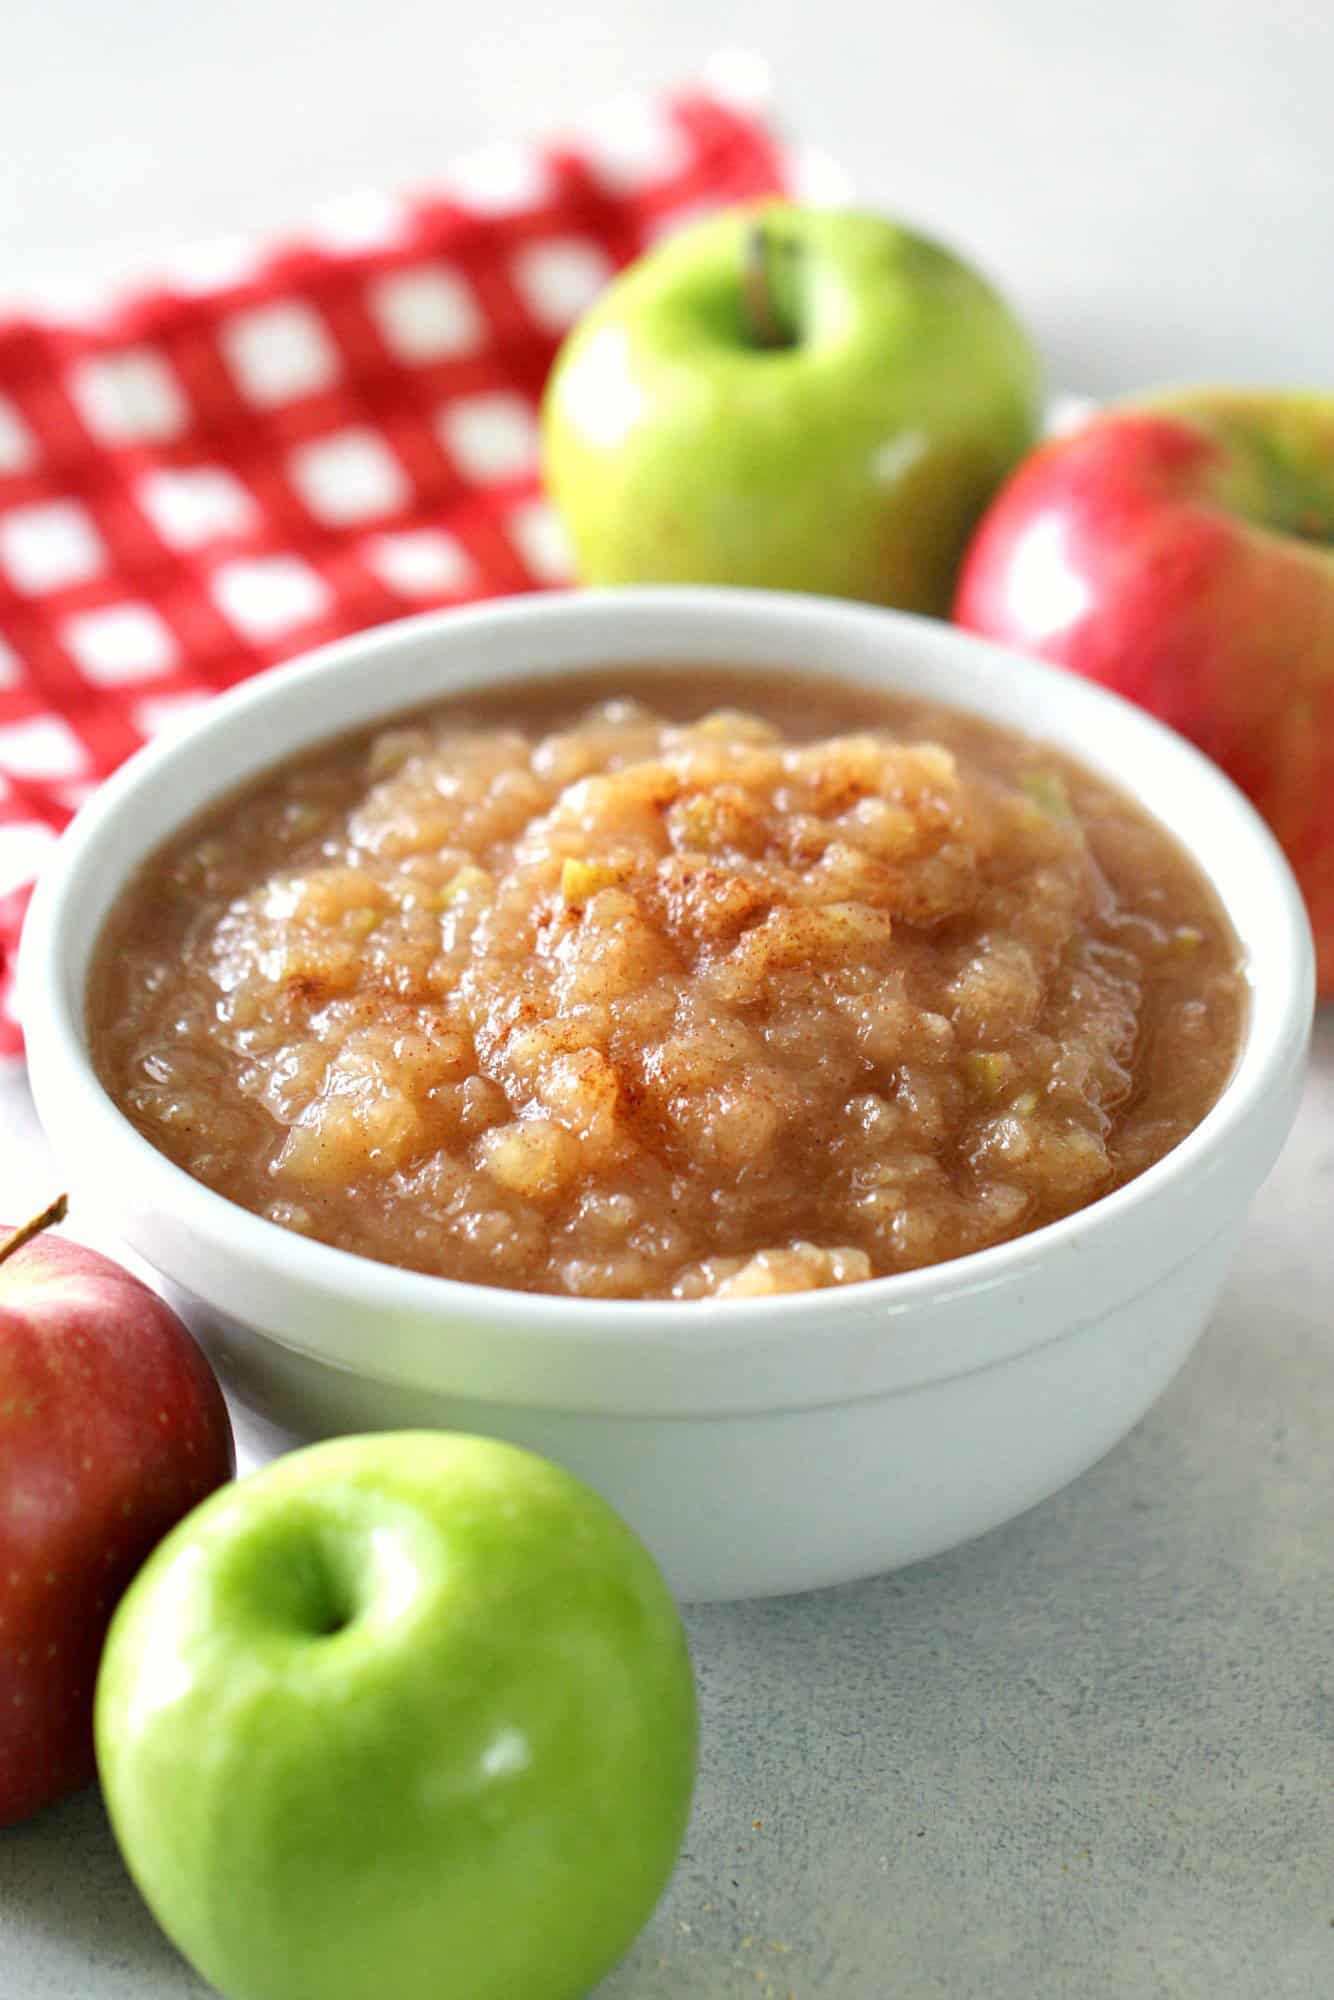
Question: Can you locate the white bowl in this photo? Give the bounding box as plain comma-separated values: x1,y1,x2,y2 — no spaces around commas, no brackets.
18,589,1314,1601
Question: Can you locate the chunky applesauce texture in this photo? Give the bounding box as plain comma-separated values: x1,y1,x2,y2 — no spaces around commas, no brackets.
90,668,1245,1301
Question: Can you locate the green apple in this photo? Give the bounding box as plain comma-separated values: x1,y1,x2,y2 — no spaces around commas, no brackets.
95,1432,697,2000
540,200,1043,615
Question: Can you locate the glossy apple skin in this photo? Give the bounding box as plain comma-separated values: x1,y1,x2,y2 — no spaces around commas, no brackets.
95,1432,697,2000
542,201,1042,616
0,1230,234,1825
955,396,1334,993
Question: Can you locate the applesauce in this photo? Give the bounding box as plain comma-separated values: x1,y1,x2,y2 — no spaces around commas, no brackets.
88,668,1245,1300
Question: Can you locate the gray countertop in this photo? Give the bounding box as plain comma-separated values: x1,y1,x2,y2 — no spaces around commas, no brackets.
6,1,1334,1990
4,1019,1332,1999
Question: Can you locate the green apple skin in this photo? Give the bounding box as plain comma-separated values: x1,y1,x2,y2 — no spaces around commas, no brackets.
94,1433,697,2000
540,201,1043,616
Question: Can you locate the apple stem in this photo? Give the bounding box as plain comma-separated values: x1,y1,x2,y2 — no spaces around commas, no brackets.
0,1193,69,1270
742,225,798,349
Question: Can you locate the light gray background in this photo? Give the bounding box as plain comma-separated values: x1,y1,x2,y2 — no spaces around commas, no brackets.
4,2,1333,1995
7,0,1334,395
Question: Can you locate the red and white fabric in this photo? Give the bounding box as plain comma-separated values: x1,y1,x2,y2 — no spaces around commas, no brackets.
0,83,793,1062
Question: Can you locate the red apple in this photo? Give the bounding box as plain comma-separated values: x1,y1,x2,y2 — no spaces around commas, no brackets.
954,390,1334,993
0,1197,234,1825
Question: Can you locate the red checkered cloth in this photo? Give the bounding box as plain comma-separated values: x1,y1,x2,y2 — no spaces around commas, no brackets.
0,83,792,1061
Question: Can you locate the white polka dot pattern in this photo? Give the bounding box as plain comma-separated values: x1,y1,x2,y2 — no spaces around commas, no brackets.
364,529,473,597
438,393,538,483
137,466,257,547
0,716,88,781
62,604,177,686
221,303,341,406
289,430,408,526
0,399,35,475
71,350,188,444
506,497,571,584
211,557,332,640
0,502,106,594
512,240,617,330
368,268,484,361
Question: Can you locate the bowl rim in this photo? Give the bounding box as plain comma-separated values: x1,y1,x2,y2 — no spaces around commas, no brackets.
17,585,1315,1350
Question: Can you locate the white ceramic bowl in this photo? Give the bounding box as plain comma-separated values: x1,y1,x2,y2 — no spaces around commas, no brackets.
19,589,1314,1601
